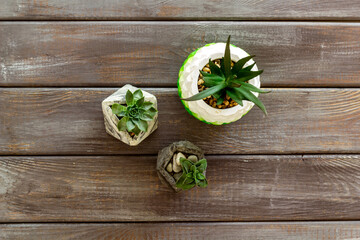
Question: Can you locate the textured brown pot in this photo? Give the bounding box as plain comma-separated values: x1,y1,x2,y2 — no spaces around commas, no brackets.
156,141,205,192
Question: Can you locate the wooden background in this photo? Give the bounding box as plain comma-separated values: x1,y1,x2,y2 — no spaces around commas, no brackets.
1,1,360,239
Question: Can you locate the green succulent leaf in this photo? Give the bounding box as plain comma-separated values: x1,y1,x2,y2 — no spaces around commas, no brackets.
216,95,224,105
201,72,225,87
140,113,153,121
126,90,134,106
197,173,205,180
142,102,154,110
136,97,145,107
117,116,128,131
147,107,157,118
235,87,267,115
132,119,148,132
226,89,244,106
230,70,264,85
223,36,232,78
133,89,143,101
180,182,196,190
212,89,224,100
240,82,271,93
196,159,207,173
242,63,256,72
181,83,227,101
180,158,193,173
111,103,127,116
176,158,208,190
231,55,255,75
208,59,223,77
126,120,136,132
198,179,208,188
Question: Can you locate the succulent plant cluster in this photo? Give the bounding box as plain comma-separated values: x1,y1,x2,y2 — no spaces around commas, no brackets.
111,89,157,136
182,36,269,115
176,157,208,190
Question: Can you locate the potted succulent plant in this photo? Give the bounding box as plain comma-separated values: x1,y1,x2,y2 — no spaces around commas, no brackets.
178,36,269,125
102,84,158,146
157,141,208,192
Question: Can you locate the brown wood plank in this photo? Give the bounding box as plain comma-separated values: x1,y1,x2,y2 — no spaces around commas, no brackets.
1,22,360,87
1,222,360,240
1,88,360,155
1,155,360,221
2,1,360,20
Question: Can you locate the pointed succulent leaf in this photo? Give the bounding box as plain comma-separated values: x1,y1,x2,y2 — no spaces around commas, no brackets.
126,120,136,132
132,119,148,132
126,90,134,106
223,36,232,78
181,83,227,101
216,95,224,105
226,89,244,106
235,87,267,115
111,103,127,116
242,63,256,72
180,183,196,190
212,89,224,100
231,55,255,74
117,116,128,131
202,74,225,87
176,173,187,185
197,173,205,180
198,179,208,188
240,82,271,93
132,125,141,135
133,89,143,101
195,159,207,173
180,158,193,173
208,59,223,76
146,107,157,118
140,113,153,121
230,70,264,85
136,97,145,107
142,102,154,110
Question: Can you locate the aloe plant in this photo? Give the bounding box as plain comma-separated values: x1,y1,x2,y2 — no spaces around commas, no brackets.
176,158,208,190
111,89,157,136
181,36,269,115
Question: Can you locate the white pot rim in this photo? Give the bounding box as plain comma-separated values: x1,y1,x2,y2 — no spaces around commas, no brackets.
178,43,260,125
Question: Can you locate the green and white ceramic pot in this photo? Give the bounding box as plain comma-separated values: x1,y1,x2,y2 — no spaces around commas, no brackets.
178,43,260,125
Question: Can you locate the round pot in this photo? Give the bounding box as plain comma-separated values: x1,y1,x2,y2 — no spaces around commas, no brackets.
178,43,260,125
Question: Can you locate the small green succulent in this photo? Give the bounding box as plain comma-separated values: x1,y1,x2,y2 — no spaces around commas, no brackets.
176,158,208,190
111,89,157,136
182,35,269,115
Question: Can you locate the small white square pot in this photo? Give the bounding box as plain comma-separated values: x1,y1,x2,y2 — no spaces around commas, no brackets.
102,84,158,146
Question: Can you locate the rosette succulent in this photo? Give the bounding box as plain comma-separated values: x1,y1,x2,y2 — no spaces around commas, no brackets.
181,36,269,115
176,158,208,190
111,89,157,136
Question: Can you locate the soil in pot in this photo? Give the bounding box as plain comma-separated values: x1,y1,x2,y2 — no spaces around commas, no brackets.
198,59,239,109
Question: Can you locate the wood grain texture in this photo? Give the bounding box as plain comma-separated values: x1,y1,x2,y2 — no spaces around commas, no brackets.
1,88,360,155
2,1,360,20
2,222,360,240
1,22,360,87
2,155,360,221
